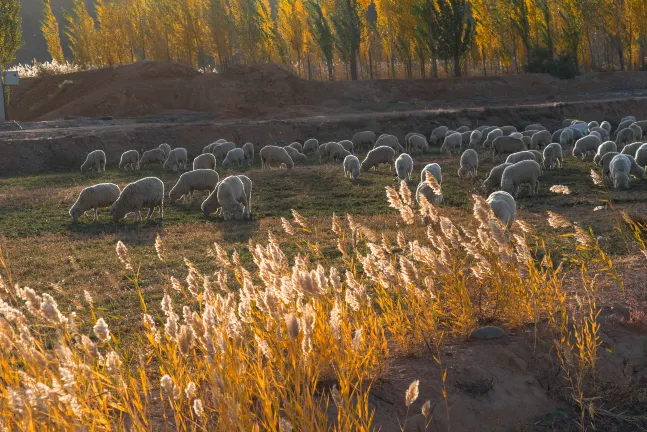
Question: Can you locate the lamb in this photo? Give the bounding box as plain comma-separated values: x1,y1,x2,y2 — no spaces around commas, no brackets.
395,153,414,180
158,143,172,158
303,139,319,155
327,142,352,162
531,130,551,149
361,146,396,171
593,141,617,164
212,142,236,164
599,152,619,179
560,128,574,148
237,175,253,216
421,163,442,184
69,183,121,222
469,130,483,149
169,169,219,204
543,143,563,170
351,131,376,151
486,191,516,228
338,140,354,154
119,150,139,170
164,147,188,172
288,142,303,153
259,145,294,170
242,142,255,164
609,154,631,190
458,149,478,178
621,142,643,157
484,128,504,148
193,153,216,170
283,145,307,163
429,126,449,147
201,175,250,220
441,132,463,154
506,150,539,164
600,121,612,133
375,134,404,154
110,177,164,222
629,124,643,141
572,135,601,159
80,150,106,172
615,128,635,149
500,160,542,197
221,148,246,168
140,149,166,168
482,163,512,194
635,143,647,167
492,136,527,161
343,155,361,180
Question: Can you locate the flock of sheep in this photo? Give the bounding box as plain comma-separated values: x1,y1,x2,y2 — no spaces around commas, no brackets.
69,114,647,228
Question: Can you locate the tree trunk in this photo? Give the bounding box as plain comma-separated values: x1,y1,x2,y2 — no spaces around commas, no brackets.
454,53,461,77
327,57,334,81
481,45,486,76
350,53,358,80
307,54,312,80
618,48,625,71
368,49,373,80
431,52,438,78
419,54,425,78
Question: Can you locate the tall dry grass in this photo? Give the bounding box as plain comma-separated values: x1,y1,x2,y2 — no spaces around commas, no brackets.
0,180,623,430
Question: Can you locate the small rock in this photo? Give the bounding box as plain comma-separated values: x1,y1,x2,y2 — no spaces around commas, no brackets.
471,326,506,340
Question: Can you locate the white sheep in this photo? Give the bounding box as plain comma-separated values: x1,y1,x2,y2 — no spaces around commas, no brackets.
283,146,307,163
482,163,512,194
510,132,523,139
506,150,539,165
621,142,643,157
486,191,516,228
588,121,600,130
201,175,250,220
164,147,188,172
441,132,462,155
572,135,601,159
616,128,635,149
589,131,602,140
570,122,589,135
617,119,635,132
375,135,403,154
351,131,376,151
501,160,542,197
237,174,253,216
288,142,303,153
492,136,527,161
361,146,395,171
259,145,294,170
119,150,139,170
110,177,164,222
484,128,504,148
469,130,483,149
429,126,449,147
543,143,563,170
458,149,478,178
460,131,472,150
600,121,612,133
551,128,564,143
193,153,216,170
501,125,518,136
81,150,106,172
590,126,610,142
621,115,637,123
69,183,121,222
169,169,219,203
632,120,647,138
609,154,631,189
456,125,470,133
409,134,429,152
593,141,617,164
338,140,354,154
531,130,551,149
560,128,574,148
203,139,227,154
327,142,352,162
343,155,361,180
221,148,246,168
629,124,643,141
242,142,255,165
318,142,334,162
599,152,619,179
303,138,319,155
416,181,442,206
625,155,645,179
635,143,647,167
212,142,236,164
140,149,166,168
158,143,172,158
525,124,546,132
395,153,414,180
421,163,442,184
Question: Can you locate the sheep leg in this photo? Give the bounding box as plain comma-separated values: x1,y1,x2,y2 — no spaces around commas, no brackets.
159,203,164,219
241,194,250,220
92,207,98,222
146,207,154,220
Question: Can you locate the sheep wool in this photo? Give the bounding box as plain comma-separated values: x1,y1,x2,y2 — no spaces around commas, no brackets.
421,163,442,184
361,146,395,171
193,153,217,170
615,128,635,149
543,143,563,170
429,126,449,147
484,128,504,148
635,143,647,168
600,121,612,133
500,160,542,197
375,135,403,154
158,143,172,158
560,128,574,148
140,148,166,168
469,130,483,149
212,142,236,164
288,142,303,153
395,153,414,180
409,134,429,152
170,169,220,203
110,177,164,222
201,175,250,220
343,155,361,180
458,149,478,178
338,140,354,154
351,131,376,151
303,138,319,155
609,154,631,190
283,145,307,163
492,136,527,161
242,142,255,164
440,132,462,155
486,191,516,228
81,150,106,172
482,163,512,194
506,150,539,165
572,135,601,159
259,145,294,170
326,142,352,162
416,181,442,206
620,142,643,157
501,125,518,136
531,130,551,149
237,175,253,215
119,150,139,170
70,183,121,222
164,147,188,172
599,152,619,179
222,148,246,168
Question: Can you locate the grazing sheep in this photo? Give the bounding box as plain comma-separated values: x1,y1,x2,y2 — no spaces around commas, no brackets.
588,121,600,130
158,143,172,158
572,135,601,159
590,127,610,142
469,130,483,149
570,123,589,136
303,138,319,155
202,140,225,154
193,153,216,170
201,175,250,220
621,142,643,157
441,132,463,154
405,133,422,152
460,131,472,149
617,119,635,133
560,128,574,148
375,134,403,154
164,147,188,172
531,130,551,149
169,169,219,203
395,153,414,180
551,128,564,143
327,142,352,162
501,160,542,197
458,149,478,178
562,119,575,127
621,115,637,124
80,150,106,172
222,148,246,168
529,150,544,163
600,121,612,133
589,131,601,140
625,155,645,179
484,128,504,148
430,126,449,147
409,134,429,152
501,126,517,136
481,126,499,146
242,142,255,165
629,124,643,141
486,191,516,228
492,136,527,161
482,163,512,194
632,120,647,138
510,132,523,140
635,143,647,167
69,183,121,222
288,142,303,153
599,152,619,179
615,128,635,149
421,163,442,184
343,155,361,180
283,146,307,163
521,130,536,138
259,145,294,170
522,136,533,149
361,146,396,172
318,142,334,162
212,142,236,164
110,177,164,222
456,125,470,133
609,154,631,190
140,149,166,168
338,140,354,154
351,131,376,151
237,175,253,216
506,150,539,165
119,150,139,170
525,124,546,132
593,141,617,164
543,143,563,170
416,181,442,206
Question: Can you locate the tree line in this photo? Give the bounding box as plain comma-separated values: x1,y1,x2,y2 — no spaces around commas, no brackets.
31,0,647,79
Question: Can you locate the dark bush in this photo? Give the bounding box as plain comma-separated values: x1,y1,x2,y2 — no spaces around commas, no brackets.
526,46,578,79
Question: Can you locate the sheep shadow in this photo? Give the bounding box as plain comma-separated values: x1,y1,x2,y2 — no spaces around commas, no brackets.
67,216,165,244
203,214,261,243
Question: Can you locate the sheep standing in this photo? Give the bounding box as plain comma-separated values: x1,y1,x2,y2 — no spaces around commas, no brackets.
593,141,617,165
110,177,164,222
201,175,250,220
621,142,643,157
416,179,442,206
193,153,216,170
169,169,219,203
458,149,478,178
501,160,542,197
303,139,319,155
492,136,526,161
615,128,635,149
343,155,361,180
375,135,403,154
222,148,246,168
486,191,516,228
212,142,236,164
543,143,563,170
140,148,166,168
164,148,188,172
421,163,442,184
283,146,307,163
506,150,539,165
599,152,619,179
407,134,429,152
609,154,631,190
351,131,376,151
395,153,414,180
259,145,294,170
338,140,354,154
469,130,483,149
551,128,564,143
429,126,449,147
69,183,120,222
327,142,352,162
484,128,504,148
158,143,172,159
441,132,462,155
629,124,642,141
361,146,395,171
560,128,574,148
81,150,106,172
625,155,645,179
531,130,551,149
572,135,601,159
590,126,610,142
635,143,647,167
288,142,303,152
482,163,512,194
501,126,518,136
242,142,255,165
632,120,647,138
119,150,139,170
600,121,612,133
